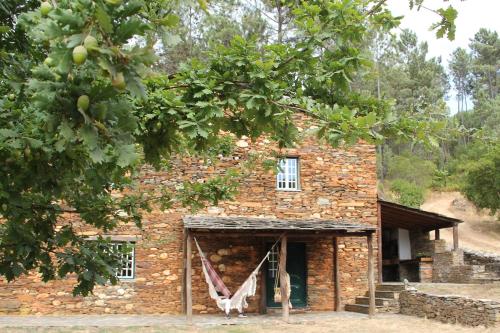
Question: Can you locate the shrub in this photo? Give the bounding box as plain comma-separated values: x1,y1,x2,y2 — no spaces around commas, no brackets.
390,179,425,208
386,153,437,188
462,143,500,215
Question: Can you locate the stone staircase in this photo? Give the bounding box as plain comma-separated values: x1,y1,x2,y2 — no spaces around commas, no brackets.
345,283,403,314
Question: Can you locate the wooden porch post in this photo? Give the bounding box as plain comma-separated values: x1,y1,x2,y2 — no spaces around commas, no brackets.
367,233,376,317
333,237,341,311
435,228,440,240
453,223,459,251
377,201,383,283
280,235,289,323
186,231,193,323
181,229,188,314
260,241,267,314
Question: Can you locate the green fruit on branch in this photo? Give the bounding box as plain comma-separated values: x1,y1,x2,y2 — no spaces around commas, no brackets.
112,72,126,90
72,45,88,65
105,0,123,5
8,94,16,101
44,57,54,66
83,35,98,50
77,95,90,111
40,1,52,16
24,146,31,158
1,204,7,211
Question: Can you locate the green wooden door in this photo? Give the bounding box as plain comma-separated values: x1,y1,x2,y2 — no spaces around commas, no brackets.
266,243,307,308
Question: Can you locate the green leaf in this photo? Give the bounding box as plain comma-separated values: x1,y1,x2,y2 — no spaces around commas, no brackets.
0,129,18,138
79,125,99,151
115,19,150,41
66,34,84,48
95,5,113,33
116,144,138,168
159,14,180,27
89,147,105,164
26,138,43,149
51,48,72,74
197,0,208,12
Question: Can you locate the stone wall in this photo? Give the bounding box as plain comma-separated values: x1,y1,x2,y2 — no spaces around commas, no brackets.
410,230,434,258
0,118,378,315
400,290,500,327
465,251,500,266
433,250,474,283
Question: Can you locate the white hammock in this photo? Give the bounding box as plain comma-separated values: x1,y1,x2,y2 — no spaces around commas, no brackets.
194,238,271,315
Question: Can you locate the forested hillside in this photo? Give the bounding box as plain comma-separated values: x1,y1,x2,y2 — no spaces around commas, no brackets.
359,27,499,214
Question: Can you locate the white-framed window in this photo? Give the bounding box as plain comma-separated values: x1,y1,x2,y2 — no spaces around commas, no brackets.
276,157,299,191
110,242,135,279
268,246,279,278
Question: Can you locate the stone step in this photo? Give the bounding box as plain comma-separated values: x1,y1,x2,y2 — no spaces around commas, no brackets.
376,283,405,292
485,263,500,274
355,296,396,306
470,277,500,284
473,272,497,278
366,290,399,299
345,304,380,314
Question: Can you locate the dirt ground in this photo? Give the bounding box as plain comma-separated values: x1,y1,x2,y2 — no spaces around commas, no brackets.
2,313,499,333
421,191,500,254
415,282,500,302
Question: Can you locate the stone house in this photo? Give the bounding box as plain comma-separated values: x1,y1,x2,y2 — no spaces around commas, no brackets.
0,119,381,316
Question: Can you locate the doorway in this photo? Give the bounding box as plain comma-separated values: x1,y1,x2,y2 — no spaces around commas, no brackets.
265,242,307,308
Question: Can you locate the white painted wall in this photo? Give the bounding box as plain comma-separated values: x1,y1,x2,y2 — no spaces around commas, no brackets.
398,228,412,260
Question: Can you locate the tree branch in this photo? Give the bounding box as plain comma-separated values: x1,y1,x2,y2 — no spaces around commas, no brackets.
366,0,387,16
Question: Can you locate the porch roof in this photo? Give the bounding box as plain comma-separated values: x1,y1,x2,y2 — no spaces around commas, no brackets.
379,199,462,231
183,215,376,234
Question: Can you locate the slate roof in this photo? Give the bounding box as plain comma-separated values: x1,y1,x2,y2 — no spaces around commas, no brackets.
378,199,462,231
183,215,376,232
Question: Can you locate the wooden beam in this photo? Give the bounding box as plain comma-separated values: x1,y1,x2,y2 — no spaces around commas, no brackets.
191,231,374,238
259,240,267,314
377,201,383,283
367,233,376,317
333,237,341,311
186,231,193,323
453,224,459,251
280,235,289,323
435,228,440,240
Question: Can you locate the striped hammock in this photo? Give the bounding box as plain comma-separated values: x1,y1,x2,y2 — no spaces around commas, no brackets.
194,238,270,315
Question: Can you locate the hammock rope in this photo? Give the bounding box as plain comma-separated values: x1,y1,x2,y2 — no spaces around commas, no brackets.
194,234,284,315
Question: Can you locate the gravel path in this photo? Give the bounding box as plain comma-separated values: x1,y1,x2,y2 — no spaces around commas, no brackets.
0,312,498,332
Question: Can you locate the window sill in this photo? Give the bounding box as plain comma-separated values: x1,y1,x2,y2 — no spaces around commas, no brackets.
276,189,302,192
117,278,136,282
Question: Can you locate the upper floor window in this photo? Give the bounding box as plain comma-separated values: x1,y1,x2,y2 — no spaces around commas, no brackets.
277,157,299,191
110,242,135,279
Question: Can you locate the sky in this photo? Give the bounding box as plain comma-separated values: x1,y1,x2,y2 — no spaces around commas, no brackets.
386,0,500,113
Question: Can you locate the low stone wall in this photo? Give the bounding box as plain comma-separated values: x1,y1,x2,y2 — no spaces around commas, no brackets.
464,250,500,266
399,290,500,327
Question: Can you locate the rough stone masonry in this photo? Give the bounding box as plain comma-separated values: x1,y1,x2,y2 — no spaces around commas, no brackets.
399,290,500,327
0,118,379,315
